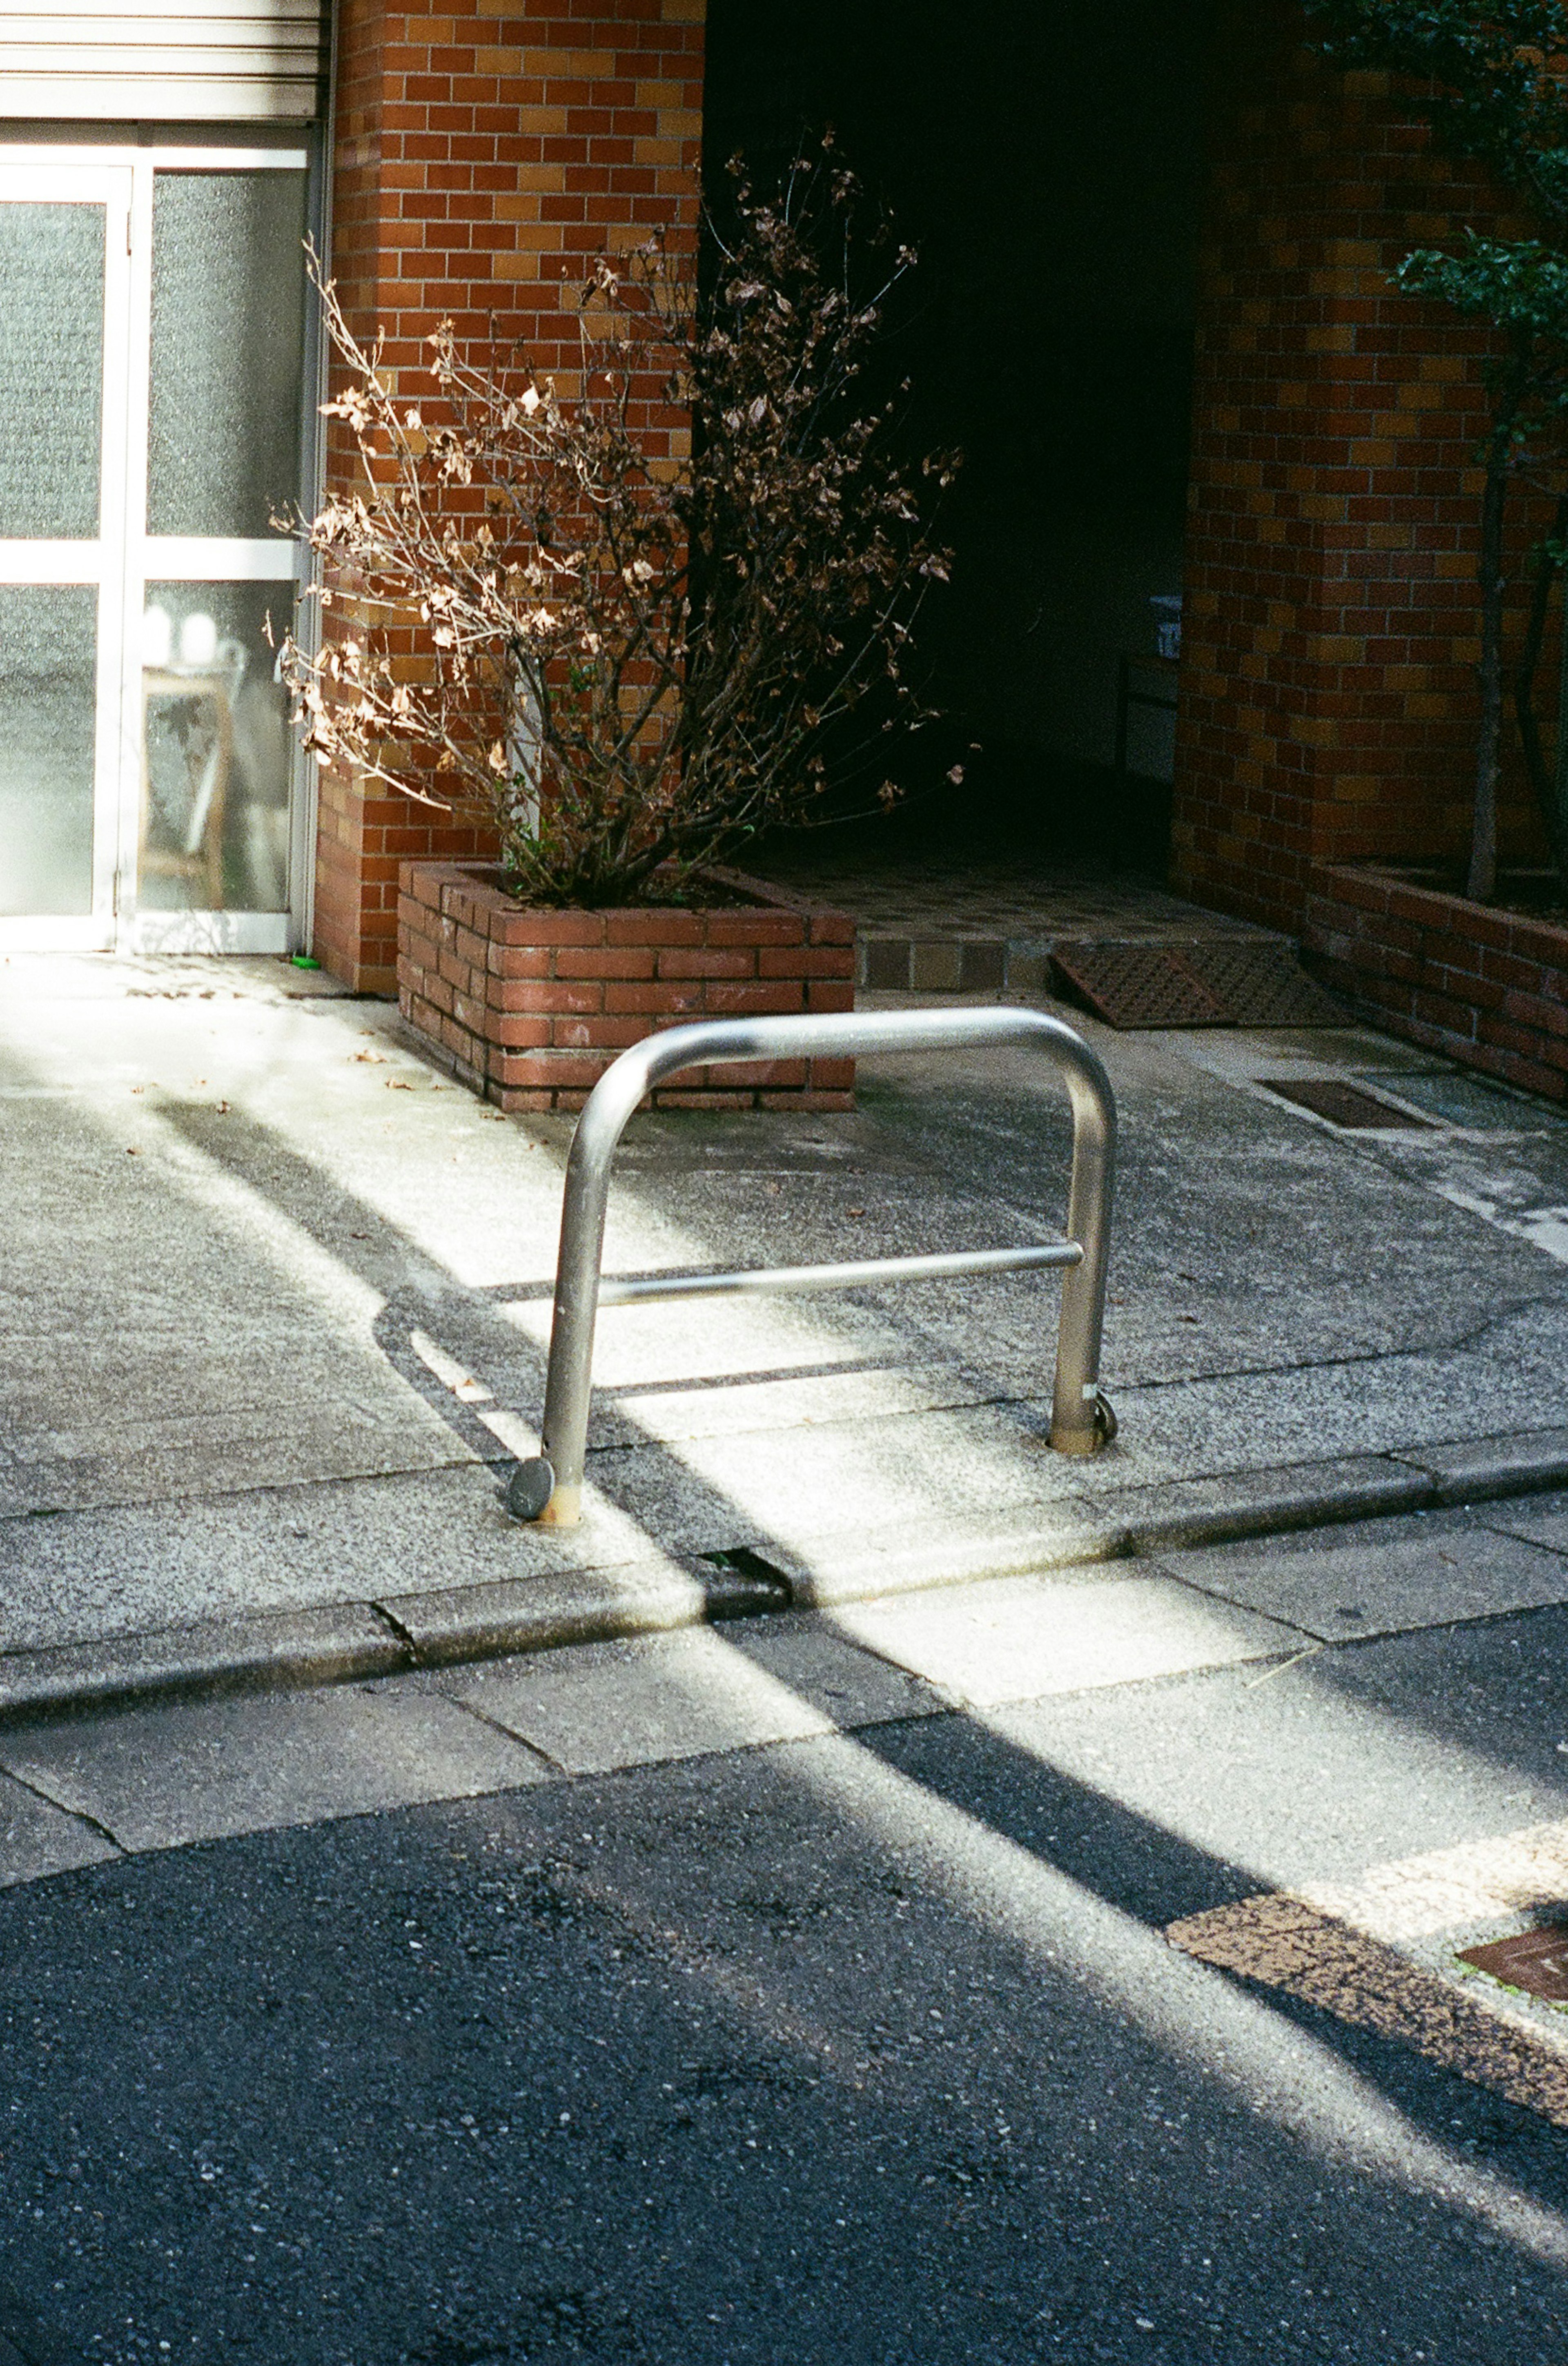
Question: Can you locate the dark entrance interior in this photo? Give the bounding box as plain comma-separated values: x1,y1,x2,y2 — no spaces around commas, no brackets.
703,0,1213,876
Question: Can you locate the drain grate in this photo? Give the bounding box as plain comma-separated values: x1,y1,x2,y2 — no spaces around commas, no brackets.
1050,939,1345,1029
1260,1077,1437,1130
1459,1925,1568,2003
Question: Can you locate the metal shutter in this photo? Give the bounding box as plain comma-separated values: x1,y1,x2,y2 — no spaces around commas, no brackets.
0,0,324,120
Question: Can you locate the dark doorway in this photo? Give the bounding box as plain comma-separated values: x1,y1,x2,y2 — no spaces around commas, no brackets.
703,0,1213,874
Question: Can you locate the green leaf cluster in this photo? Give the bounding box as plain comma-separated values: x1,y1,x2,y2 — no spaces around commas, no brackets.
1307,2,1568,228
1399,234,1568,432
1307,3,1568,432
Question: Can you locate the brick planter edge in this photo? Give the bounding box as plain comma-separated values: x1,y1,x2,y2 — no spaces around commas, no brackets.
397,861,857,1112
1303,863,1568,1103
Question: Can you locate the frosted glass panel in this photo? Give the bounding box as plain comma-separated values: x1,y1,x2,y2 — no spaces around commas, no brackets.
0,586,97,916
0,205,103,538
140,581,294,913
148,172,308,537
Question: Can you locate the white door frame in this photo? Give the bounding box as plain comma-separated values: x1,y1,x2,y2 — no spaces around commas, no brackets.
0,141,316,957
0,161,131,952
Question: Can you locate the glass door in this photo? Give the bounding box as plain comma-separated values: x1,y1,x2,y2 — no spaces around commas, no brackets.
0,144,314,954
126,158,312,952
0,164,131,949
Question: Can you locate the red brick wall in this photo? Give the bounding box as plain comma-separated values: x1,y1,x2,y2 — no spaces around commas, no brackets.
315,0,706,989
399,862,855,1108
1173,6,1550,934
1305,864,1568,1100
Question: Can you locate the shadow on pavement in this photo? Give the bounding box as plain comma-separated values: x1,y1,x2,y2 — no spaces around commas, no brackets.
8,1070,1568,2358
0,1700,1564,2363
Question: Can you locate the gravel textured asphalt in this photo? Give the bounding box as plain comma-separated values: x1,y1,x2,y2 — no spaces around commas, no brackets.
1,1604,1568,2365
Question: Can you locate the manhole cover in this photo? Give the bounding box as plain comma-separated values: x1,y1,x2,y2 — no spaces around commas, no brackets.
1050,940,1345,1029
1260,1078,1437,1130
1459,1925,1568,2003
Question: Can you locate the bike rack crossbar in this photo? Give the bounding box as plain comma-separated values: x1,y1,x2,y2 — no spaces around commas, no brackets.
598,1240,1083,1308
511,1005,1117,1526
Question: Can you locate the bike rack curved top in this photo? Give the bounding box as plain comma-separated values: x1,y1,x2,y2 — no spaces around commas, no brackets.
510,1004,1117,1526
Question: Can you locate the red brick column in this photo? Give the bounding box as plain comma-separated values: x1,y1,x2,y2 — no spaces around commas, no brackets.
1172,7,1548,935
314,0,706,990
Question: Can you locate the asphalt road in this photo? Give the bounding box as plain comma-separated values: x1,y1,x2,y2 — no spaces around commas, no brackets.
1,1613,1567,2364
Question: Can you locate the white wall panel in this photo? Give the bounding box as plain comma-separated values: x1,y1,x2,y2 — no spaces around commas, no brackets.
0,0,323,119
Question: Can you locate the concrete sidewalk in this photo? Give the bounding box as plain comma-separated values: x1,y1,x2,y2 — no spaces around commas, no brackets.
9,944,1568,2363
3,947,1568,1714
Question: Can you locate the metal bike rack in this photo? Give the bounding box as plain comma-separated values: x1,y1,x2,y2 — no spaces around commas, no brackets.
508,1005,1117,1526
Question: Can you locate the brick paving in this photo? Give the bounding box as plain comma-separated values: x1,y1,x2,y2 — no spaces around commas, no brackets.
751,844,1272,993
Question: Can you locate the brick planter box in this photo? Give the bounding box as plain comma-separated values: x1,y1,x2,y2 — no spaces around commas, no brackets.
1303,863,1568,1103
397,862,856,1112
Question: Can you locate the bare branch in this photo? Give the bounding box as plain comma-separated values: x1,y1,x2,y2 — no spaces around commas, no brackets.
279,143,956,906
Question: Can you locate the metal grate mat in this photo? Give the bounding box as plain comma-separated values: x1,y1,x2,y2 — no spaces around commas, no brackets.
1049,938,1346,1030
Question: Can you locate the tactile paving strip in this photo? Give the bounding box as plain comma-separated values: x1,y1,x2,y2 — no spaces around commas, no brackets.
1168,1816,1568,2130
1050,939,1346,1029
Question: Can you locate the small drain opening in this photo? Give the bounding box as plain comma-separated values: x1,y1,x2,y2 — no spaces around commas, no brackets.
701,1547,793,1615
1458,1924,1568,2003
1259,1077,1437,1130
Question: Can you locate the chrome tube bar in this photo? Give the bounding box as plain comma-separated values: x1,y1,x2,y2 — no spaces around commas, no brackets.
513,1005,1116,1526
598,1240,1083,1308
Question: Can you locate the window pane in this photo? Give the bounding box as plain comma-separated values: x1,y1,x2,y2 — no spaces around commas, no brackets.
148,173,308,537
0,204,103,539
140,582,295,913
0,586,98,916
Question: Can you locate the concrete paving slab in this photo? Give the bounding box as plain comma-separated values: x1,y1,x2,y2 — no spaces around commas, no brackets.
0,1773,119,1885
589,1358,996,1446
453,1628,849,1773
10,953,1568,1701
0,1691,550,1851
0,1602,407,1718
1161,1023,1448,1082
1058,1303,1568,1492
1400,1429,1568,1506
1101,1453,1434,1551
579,1399,1092,1556
0,1076,477,1518
1356,1067,1568,1130
576,1312,1568,1557
711,1613,951,1727
773,1499,1118,1606
828,1568,1303,1706
1168,1517,1568,1642
0,1465,660,1654
987,1610,1568,1898
862,1031,1568,1375
1480,1486,1568,1557
381,1559,723,1665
